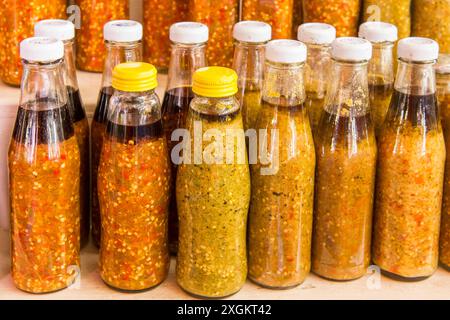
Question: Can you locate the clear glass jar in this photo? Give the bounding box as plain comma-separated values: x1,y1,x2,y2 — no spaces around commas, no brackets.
75,0,129,72
242,0,294,39
34,20,90,248
91,21,143,248
143,0,189,71
0,0,66,86
363,0,411,39
312,38,377,281
161,22,208,254
303,0,361,37
189,0,239,67
9,38,80,293
412,0,450,54
248,40,315,289
436,54,450,270
232,21,271,132
176,67,250,298
373,38,445,280
99,62,170,291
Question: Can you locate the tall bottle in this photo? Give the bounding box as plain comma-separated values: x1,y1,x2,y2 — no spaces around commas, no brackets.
248,40,316,288
35,19,90,248
298,23,336,133
312,38,377,281
232,21,271,132
176,67,250,298
373,38,445,279
359,22,398,135
9,38,80,293
99,62,170,291
91,20,143,247
162,22,208,254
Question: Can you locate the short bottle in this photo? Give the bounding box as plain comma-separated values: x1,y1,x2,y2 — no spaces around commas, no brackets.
232,21,271,132
176,67,250,298
35,19,90,248
98,62,170,291
312,37,377,281
359,21,398,135
248,40,316,289
298,23,336,133
9,37,80,293
162,22,208,254
91,20,143,248
373,38,445,280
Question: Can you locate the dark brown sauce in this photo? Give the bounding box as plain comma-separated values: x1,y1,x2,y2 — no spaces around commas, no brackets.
106,119,163,144
13,101,74,144
369,83,394,98
67,86,86,123
93,86,113,124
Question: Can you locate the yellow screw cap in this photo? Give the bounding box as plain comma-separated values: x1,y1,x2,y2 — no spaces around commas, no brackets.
192,66,238,98
112,62,158,92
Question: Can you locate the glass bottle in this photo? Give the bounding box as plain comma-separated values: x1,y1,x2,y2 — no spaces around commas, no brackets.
0,0,66,86
303,0,361,37
248,40,315,288
312,38,377,281
232,21,271,132
99,62,170,291
188,0,239,67
359,22,397,135
162,22,208,254
143,0,189,71
34,19,90,249
437,54,450,270
75,0,129,72
298,23,336,133
373,38,445,279
242,0,294,39
9,37,80,293
176,67,250,298
91,20,143,248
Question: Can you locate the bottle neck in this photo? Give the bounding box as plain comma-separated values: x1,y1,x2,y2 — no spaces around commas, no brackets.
63,39,78,91
166,42,206,91
102,40,143,88
395,59,436,96
232,40,266,91
20,59,67,110
262,60,305,107
325,59,370,116
305,43,332,96
368,42,395,86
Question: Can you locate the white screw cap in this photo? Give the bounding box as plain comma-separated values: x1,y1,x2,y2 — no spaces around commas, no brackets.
332,37,372,61
266,39,307,64
20,37,64,62
170,22,209,44
104,20,143,42
359,22,398,43
436,54,450,74
34,19,75,41
297,23,336,45
398,37,439,62
233,21,272,43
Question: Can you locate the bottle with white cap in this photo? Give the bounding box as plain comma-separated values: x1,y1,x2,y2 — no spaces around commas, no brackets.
373,37,445,280
232,21,272,131
35,19,90,249
9,37,80,293
312,37,377,281
298,22,336,132
248,39,315,289
162,21,209,254
359,21,398,134
91,20,143,248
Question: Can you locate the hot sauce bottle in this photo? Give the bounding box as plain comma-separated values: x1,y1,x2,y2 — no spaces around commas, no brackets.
9,37,80,293
91,20,143,248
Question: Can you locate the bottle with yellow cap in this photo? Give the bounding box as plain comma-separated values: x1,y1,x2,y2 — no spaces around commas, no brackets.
248,40,315,289
98,62,170,291
176,66,250,298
